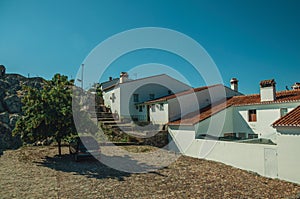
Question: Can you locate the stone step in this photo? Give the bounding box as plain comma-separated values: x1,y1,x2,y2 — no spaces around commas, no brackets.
96,112,114,118
110,124,134,130
95,106,110,113
102,121,129,126
98,117,116,122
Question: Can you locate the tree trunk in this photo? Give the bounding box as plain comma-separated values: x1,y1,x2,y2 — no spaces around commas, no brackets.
58,139,62,156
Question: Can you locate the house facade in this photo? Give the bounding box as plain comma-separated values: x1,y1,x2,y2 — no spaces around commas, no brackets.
167,79,300,184
168,79,300,148
141,83,242,124
273,105,300,135
101,72,191,121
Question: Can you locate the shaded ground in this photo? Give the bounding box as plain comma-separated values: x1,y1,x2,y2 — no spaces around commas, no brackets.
0,146,300,198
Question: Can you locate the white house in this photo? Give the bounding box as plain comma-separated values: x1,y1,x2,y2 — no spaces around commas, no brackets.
272,105,300,134
168,79,300,143
167,79,300,184
101,72,191,121
140,82,242,125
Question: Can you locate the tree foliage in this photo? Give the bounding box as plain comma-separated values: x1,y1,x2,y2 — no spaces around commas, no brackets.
13,73,98,155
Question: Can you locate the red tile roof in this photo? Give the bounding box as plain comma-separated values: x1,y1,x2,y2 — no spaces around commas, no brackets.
168,99,232,125
144,84,222,104
168,90,300,126
272,105,300,127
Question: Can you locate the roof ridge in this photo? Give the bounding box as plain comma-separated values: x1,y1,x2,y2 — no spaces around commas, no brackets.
272,105,300,127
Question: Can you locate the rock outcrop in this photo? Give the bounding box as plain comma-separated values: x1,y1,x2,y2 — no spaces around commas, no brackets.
0,74,44,149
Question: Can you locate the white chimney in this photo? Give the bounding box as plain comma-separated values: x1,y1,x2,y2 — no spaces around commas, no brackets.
119,72,128,83
230,78,238,92
292,82,300,90
260,79,276,102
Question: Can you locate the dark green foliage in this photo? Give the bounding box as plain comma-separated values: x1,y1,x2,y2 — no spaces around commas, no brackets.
12,73,96,155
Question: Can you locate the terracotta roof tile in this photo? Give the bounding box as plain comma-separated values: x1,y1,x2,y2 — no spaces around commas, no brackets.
168,99,233,125
169,90,300,126
272,105,300,127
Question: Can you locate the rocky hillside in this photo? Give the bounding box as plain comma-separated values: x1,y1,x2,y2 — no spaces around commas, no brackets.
0,74,45,149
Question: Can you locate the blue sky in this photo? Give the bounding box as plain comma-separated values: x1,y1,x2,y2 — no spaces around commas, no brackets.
0,0,299,94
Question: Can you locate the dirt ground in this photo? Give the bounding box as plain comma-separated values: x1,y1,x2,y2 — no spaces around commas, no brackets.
0,146,300,199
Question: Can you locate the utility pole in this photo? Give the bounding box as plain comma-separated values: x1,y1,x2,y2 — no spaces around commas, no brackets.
81,64,84,89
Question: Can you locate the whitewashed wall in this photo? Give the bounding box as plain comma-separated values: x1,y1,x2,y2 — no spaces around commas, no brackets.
233,103,299,142
103,86,121,116
168,125,196,153
187,102,299,142
276,126,300,135
149,103,169,124
168,126,269,176
277,134,300,184
168,126,300,184
169,85,240,122
195,107,233,138
103,89,112,108
119,75,191,120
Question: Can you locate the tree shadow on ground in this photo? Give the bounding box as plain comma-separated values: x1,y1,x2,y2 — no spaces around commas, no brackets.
35,153,163,181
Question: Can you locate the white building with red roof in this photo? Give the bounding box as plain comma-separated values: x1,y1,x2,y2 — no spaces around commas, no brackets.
273,105,300,134
101,72,192,122
167,79,300,184
168,79,300,145
141,83,241,124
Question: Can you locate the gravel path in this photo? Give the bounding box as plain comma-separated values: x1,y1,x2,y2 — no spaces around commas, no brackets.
0,146,300,199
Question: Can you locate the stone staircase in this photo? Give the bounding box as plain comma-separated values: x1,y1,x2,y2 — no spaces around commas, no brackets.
89,95,169,147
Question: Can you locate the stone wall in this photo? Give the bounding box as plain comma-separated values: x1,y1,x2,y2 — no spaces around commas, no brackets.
0,74,44,149
141,131,169,148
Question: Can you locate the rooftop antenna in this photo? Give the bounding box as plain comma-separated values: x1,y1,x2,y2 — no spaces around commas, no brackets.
286,86,289,91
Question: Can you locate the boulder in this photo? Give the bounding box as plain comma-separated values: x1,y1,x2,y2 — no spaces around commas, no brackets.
0,79,9,90
3,95,22,113
5,76,19,86
22,77,44,89
0,123,12,149
9,114,21,128
0,102,4,112
0,73,45,149
0,112,9,124
0,89,5,100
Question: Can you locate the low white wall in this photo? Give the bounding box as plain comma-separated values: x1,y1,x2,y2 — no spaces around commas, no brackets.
169,127,300,184
168,126,195,153
186,139,271,177
277,134,300,184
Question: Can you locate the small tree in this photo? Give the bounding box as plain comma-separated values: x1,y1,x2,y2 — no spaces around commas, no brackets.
14,74,77,155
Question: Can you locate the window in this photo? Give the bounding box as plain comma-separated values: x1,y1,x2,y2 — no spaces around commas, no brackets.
248,134,258,139
133,94,139,102
159,103,164,111
224,133,236,137
110,93,115,103
135,106,138,110
280,108,288,117
151,105,156,112
149,94,155,100
238,133,246,139
139,106,143,112
248,109,257,122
